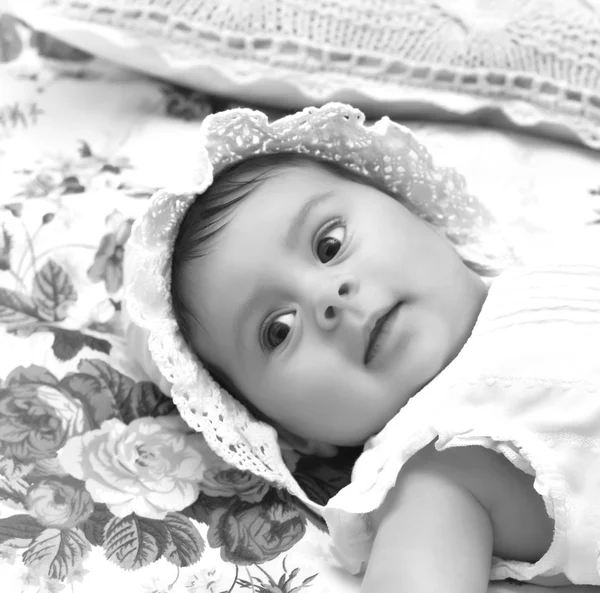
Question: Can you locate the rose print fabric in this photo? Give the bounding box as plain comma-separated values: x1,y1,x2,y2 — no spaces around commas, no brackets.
0,18,353,593
1,11,600,593
59,416,211,518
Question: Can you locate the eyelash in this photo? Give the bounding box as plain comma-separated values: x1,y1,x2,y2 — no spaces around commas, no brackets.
312,216,346,260
259,216,347,353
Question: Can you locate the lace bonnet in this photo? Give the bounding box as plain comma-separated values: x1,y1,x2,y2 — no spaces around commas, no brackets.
125,102,514,513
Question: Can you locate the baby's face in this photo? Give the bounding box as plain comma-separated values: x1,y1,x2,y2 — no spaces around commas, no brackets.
183,165,487,446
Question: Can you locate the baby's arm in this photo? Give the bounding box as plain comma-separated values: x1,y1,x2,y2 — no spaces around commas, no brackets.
361,460,493,593
494,586,600,593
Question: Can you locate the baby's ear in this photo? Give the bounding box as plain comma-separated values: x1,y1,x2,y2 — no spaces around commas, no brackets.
276,425,338,458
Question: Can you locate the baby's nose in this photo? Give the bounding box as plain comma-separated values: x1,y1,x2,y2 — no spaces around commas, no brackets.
314,278,359,330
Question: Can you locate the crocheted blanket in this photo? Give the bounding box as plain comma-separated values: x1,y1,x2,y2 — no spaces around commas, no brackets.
1,15,599,593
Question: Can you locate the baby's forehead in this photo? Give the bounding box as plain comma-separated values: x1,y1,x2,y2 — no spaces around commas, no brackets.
236,165,351,219
186,163,349,271
245,161,355,201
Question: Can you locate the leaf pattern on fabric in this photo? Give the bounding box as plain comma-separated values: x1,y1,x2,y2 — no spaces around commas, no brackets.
103,514,172,570
22,527,90,580
117,380,175,423
0,471,28,506
0,288,40,325
0,261,78,329
58,373,118,428
4,364,58,388
76,359,134,406
31,260,77,322
66,359,137,427
46,327,112,362
0,514,45,546
159,512,205,567
233,556,319,593
80,503,112,547
182,491,232,526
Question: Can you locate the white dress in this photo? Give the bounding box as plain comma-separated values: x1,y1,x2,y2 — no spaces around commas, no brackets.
324,257,600,585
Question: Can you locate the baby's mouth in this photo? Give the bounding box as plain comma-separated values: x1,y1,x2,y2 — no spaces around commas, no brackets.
364,302,403,365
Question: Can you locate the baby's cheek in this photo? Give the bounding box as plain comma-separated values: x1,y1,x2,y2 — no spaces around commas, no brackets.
397,322,446,393
264,353,360,411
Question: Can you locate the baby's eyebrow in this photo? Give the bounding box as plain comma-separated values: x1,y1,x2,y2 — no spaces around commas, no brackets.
284,190,335,250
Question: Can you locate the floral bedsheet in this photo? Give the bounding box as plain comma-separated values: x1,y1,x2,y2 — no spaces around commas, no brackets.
2,12,600,593
0,17,361,593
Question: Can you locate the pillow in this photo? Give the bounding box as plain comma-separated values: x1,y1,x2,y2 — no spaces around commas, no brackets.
10,0,600,149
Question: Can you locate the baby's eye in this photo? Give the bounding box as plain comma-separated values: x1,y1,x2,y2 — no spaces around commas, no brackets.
315,220,346,263
261,311,296,351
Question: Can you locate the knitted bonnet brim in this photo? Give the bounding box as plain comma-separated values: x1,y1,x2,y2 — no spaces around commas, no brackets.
124,102,515,514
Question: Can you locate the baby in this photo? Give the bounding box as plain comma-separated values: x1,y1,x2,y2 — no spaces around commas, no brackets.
125,103,600,593
170,150,487,447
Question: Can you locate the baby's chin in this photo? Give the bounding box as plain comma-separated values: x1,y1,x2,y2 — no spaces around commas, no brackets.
315,408,407,448
326,332,467,446
281,416,379,449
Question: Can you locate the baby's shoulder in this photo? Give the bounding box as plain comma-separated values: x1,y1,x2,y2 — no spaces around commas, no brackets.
372,442,554,562
370,443,496,527
402,442,508,508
